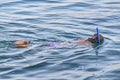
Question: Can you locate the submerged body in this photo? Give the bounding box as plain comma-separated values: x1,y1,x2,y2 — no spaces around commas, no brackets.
73,40,91,45
14,40,90,48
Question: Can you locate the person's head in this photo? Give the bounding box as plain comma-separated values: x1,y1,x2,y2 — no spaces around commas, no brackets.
87,34,104,44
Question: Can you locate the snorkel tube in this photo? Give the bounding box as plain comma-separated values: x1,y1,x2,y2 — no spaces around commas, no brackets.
96,28,100,44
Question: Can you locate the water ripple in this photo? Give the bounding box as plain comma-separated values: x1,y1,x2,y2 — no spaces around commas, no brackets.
0,0,120,80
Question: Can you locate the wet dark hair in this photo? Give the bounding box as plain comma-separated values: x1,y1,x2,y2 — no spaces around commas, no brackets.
87,34,104,44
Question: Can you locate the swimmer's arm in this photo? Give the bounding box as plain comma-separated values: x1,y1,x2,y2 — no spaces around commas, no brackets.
73,40,91,45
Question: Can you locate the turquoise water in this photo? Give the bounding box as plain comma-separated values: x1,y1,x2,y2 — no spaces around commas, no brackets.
0,0,120,80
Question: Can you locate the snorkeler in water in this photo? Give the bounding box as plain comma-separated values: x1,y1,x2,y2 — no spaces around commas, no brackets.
14,28,104,48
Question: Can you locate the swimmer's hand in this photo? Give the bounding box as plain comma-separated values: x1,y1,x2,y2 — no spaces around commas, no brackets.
14,40,29,48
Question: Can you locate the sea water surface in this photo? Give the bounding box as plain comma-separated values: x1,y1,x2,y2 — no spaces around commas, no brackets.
0,0,120,80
